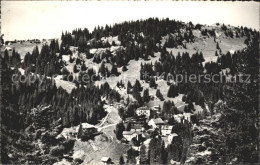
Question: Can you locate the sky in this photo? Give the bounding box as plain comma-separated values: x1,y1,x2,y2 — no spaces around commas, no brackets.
1,1,259,41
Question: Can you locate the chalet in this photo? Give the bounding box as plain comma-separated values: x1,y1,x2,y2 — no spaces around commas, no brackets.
82,127,97,134
122,130,137,142
162,133,178,147
101,157,112,164
161,125,173,136
174,113,194,123
153,105,160,112
136,106,150,118
124,117,135,123
67,129,78,139
132,146,141,151
168,133,178,143
150,105,161,117
162,136,169,147
173,114,184,123
5,47,12,51
77,124,97,140
34,40,41,44
183,113,194,122
148,118,164,129
131,123,143,132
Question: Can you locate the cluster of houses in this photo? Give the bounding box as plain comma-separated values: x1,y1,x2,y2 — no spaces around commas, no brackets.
59,123,99,141
57,105,195,164
121,106,195,148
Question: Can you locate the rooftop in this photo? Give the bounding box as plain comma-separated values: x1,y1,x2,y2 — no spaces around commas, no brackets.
101,157,111,162
170,133,178,137
161,125,173,130
122,130,135,135
150,118,164,124
137,106,150,110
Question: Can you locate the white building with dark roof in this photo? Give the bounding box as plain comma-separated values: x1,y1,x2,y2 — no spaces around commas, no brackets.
122,130,137,141
168,133,178,144
101,157,112,164
161,125,173,136
148,118,164,129
136,106,150,118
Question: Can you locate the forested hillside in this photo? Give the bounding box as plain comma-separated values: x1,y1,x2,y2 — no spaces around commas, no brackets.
0,18,258,164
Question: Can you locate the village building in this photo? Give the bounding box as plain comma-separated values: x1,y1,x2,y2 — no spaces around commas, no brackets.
174,113,194,123
122,130,137,142
149,105,161,118
34,39,41,44
101,157,112,164
168,133,178,144
183,112,194,122
67,129,78,139
124,117,136,123
122,129,147,142
153,105,160,112
132,146,141,151
161,125,173,136
136,106,150,118
173,114,184,123
162,133,179,147
77,124,97,140
5,47,12,51
148,118,164,129
131,122,144,132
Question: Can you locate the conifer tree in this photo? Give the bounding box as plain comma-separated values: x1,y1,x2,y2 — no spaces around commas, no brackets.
216,42,220,49
156,89,164,101
149,77,156,88
143,88,150,103
4,49,9,64
99,62,106,76
119,156,125,165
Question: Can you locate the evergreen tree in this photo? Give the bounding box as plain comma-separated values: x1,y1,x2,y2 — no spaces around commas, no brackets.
140,145,147,164
73,64,79,73
216,42,220,50
115,122,125,140
127,81,132,94
143,88,150,103
119,156,125,165
99,62,106,76
81,63,87,71
126,122,131,131
149,77,156,88
4,49,9,64
159,141,167,164
215,50,218,56
156,89,164,101
122,65,128,72
111,64,119,76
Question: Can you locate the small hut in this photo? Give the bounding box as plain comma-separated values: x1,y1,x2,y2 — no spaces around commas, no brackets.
101,157,112,164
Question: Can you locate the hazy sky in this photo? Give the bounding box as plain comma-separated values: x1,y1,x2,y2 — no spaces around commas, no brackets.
2,1,259,41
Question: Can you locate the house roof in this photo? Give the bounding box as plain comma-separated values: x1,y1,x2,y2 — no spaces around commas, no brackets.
183,112,194,117
101,157,111,162
161,125,173,130
137,106,150,110
153,106,160,110
150,118,164,125
122,130,135,135
170,133,178,137
131,123,142,129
